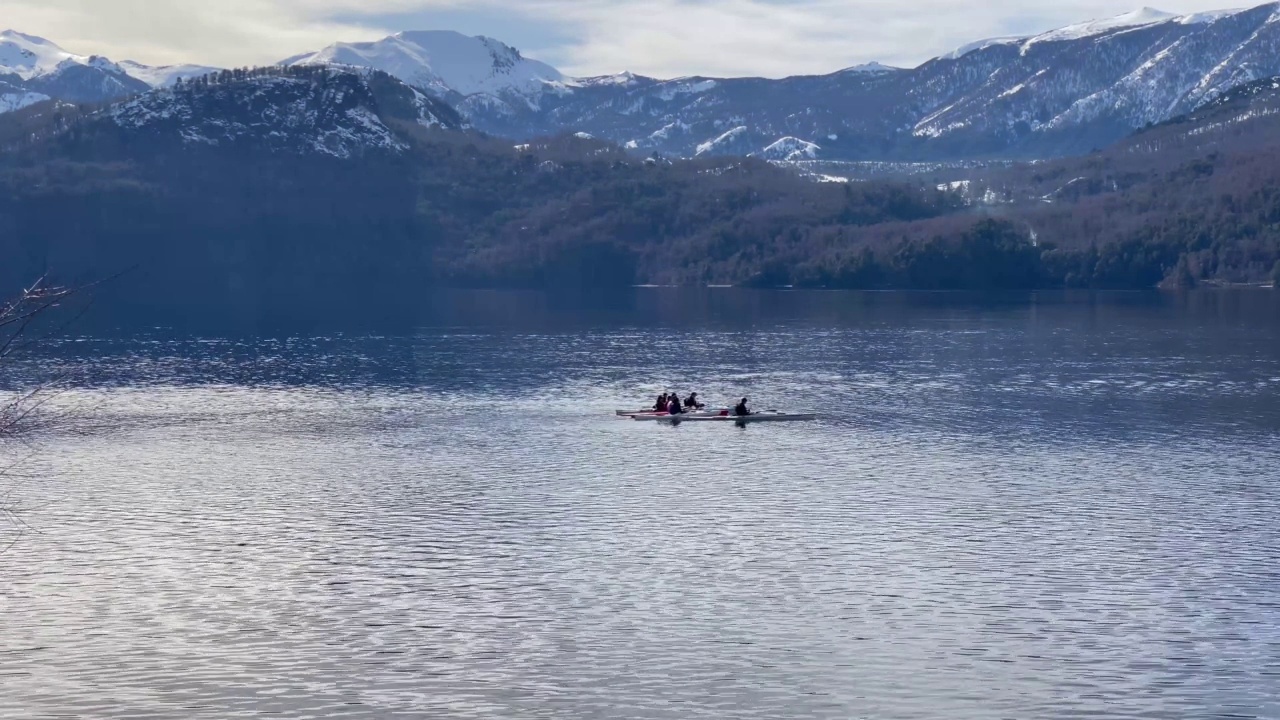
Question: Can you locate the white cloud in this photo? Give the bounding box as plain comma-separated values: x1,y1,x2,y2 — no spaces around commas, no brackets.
0,0,1243,76
0,0,399,66
521,0,1240,76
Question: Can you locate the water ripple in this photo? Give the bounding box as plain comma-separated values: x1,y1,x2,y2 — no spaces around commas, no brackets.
2,300,1279,719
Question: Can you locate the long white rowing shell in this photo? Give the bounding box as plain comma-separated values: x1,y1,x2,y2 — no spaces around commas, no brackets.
638,411,817,423
616,408,727,418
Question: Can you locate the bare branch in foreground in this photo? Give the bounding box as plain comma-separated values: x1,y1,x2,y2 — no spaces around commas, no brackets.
1,275,103,552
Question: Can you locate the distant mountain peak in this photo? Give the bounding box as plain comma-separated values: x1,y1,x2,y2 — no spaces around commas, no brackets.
0,29,211,93
283,30,566,100
941,5,1230,60
840,61,900,74
1119,6,1178,23
0,29,53,43
0,29,78,80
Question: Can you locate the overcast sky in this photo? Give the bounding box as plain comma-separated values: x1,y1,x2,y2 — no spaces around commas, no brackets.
2,0,1244,77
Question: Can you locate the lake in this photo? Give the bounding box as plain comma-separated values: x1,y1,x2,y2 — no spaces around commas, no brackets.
2,290,1279,719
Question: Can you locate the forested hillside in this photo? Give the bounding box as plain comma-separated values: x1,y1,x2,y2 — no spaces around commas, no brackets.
0,67,960,312
934,77,1280,289
0,67,1277,317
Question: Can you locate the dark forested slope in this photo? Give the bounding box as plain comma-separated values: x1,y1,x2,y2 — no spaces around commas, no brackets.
0,67,1277,317
0,67,960,312
947,77,1280,288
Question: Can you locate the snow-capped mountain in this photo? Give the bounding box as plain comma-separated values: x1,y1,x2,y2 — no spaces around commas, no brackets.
11,3,1280,162
898,4,1280,149
97,67,461,158
439,2,1280,161
0,29,86,80
0,30,219,113
282,31,569,109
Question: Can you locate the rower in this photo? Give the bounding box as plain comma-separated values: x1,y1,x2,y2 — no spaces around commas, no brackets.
684,392,704,410
734,397,751,416
667,393,684,414
653,393,668,412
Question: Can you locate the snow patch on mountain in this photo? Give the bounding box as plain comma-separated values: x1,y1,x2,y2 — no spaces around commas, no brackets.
1179,8,1245,23
695,126,749,155
1186,105,1280,135
648,120,691,140
913,120,969,138
753,137,820,161
579,72,642,87
839,62,900,74
655,79,717,101
0,90,49,113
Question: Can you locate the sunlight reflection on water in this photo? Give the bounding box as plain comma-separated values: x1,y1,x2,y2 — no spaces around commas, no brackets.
2,291,1279,719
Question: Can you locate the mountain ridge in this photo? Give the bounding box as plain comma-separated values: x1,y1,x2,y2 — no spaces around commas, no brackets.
0,30,219,113
270,3,1280,161
282,30,569,101
7,4,1280,162
38,66,463,160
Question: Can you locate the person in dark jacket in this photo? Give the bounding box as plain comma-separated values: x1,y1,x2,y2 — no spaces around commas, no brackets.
654,393,668,412
667,394,683,414
684,392,703,410
734,397,751,416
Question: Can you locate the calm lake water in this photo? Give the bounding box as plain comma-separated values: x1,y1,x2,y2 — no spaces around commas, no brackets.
2,290,1279,719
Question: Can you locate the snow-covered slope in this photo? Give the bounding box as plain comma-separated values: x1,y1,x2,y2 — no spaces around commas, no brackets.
752,137,821,161
906,3,1280,147
1028,7,1179,44
0,90,48,113
939,37,1028,61
282,31,568,102
0,30,81,80
694,126,754,156
1122,75,1280,152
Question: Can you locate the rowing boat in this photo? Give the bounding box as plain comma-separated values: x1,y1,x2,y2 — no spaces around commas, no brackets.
639,411,817,423
629,409,732,421
616,408,727,417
